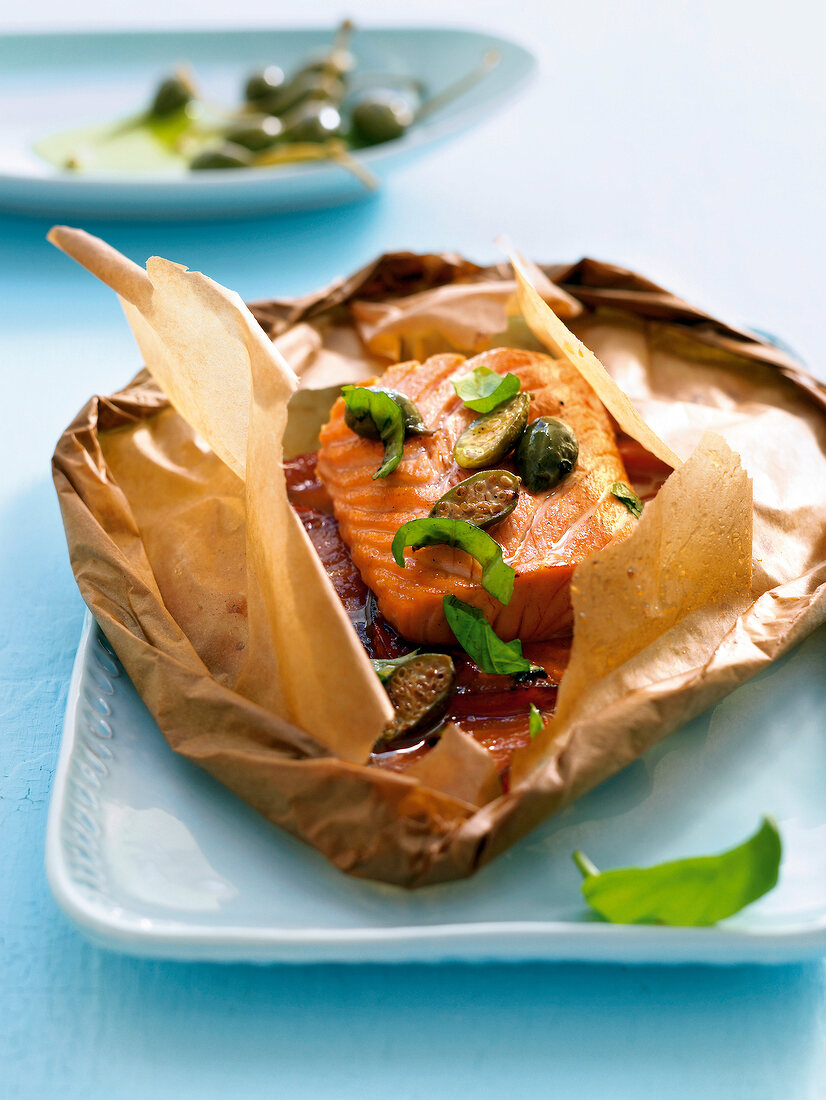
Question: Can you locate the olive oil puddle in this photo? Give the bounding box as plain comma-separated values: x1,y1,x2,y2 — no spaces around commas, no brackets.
35,108,217,175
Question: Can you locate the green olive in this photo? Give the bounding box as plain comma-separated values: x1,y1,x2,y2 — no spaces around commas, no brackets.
297,18,355,80
351,92,414,145
344,387,432,439
244,65,286,103
430,470,521,529
189,143,253,170
516,417,579,492
259,72,346,116
224,116,284,151
378,653,456,742
453,392,531,469
281,100,345,143
299,48,355,79
149,75,194,119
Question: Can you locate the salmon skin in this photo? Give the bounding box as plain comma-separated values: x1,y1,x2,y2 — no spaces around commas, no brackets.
317,347,632,644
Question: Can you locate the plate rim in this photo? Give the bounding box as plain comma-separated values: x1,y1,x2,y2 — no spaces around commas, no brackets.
46,613,826,965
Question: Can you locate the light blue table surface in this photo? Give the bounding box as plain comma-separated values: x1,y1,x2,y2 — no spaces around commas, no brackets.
3,4,826,1097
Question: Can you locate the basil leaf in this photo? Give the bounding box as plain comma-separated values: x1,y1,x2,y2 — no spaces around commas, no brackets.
529,702,543,738
610,480,644,519
392,517,515,604
572,817,782,926
341,385,405,479
453,366,521,414
370,652,419,684
443,595,545,676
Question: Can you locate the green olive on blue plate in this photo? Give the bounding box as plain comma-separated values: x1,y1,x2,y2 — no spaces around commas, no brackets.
300,49,355,80
224,116,284,151
244,65,286,104
148,74,196,119
351,91,415,145
257,72,346,117
281,101,345,143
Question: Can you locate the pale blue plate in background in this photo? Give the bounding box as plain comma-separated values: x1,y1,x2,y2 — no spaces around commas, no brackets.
46,613,826,965
0,27,535,219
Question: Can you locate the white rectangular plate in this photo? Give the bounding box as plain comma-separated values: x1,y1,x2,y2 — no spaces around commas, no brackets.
47,613,826,964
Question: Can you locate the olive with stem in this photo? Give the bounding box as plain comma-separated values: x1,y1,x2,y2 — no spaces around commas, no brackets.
350,49,500,147
243,65,286,105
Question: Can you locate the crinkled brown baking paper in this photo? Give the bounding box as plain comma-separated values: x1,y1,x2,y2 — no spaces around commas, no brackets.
52,238,826,886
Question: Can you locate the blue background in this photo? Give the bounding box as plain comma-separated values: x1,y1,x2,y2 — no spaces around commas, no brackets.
3,3,826,1096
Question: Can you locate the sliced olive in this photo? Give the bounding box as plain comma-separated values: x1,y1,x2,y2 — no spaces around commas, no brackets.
281,101,344,143
344,387,432,439
244,66,286,104
430,470,521,529
516,417,579,492
377,653,456,743
351,92,415,145
149,75,194,119
189,143,253,170
453,392,531,469
224,116,284,151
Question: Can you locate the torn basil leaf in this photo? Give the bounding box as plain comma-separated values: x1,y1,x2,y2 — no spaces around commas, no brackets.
392,517,515,604
341,385,405,479
529,702,543,738
453,365,521,414
344,386,432,438
610,480,644,519
572,817,782,926
443,595,545,676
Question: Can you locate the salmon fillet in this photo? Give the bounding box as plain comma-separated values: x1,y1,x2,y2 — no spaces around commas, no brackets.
316,347,632,644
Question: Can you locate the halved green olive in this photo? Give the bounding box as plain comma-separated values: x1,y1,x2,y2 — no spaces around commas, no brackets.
376,653,456,742
189,143,253,170
345,387,431,439
244,66,286,104
516,417,579,492
453,392,531,469
149,75,194,119
224,116,284,151
430,470,520,529
351,92,415,145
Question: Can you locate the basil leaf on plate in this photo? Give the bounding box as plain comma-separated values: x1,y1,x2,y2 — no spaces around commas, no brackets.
392,517,515,604
341,385,405,479
529,702,543,738
442,595,545,676
453,365,521,414
572,817,782,926
610,480,644,519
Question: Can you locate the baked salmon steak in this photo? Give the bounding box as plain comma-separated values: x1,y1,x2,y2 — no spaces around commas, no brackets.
316,347,634,645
